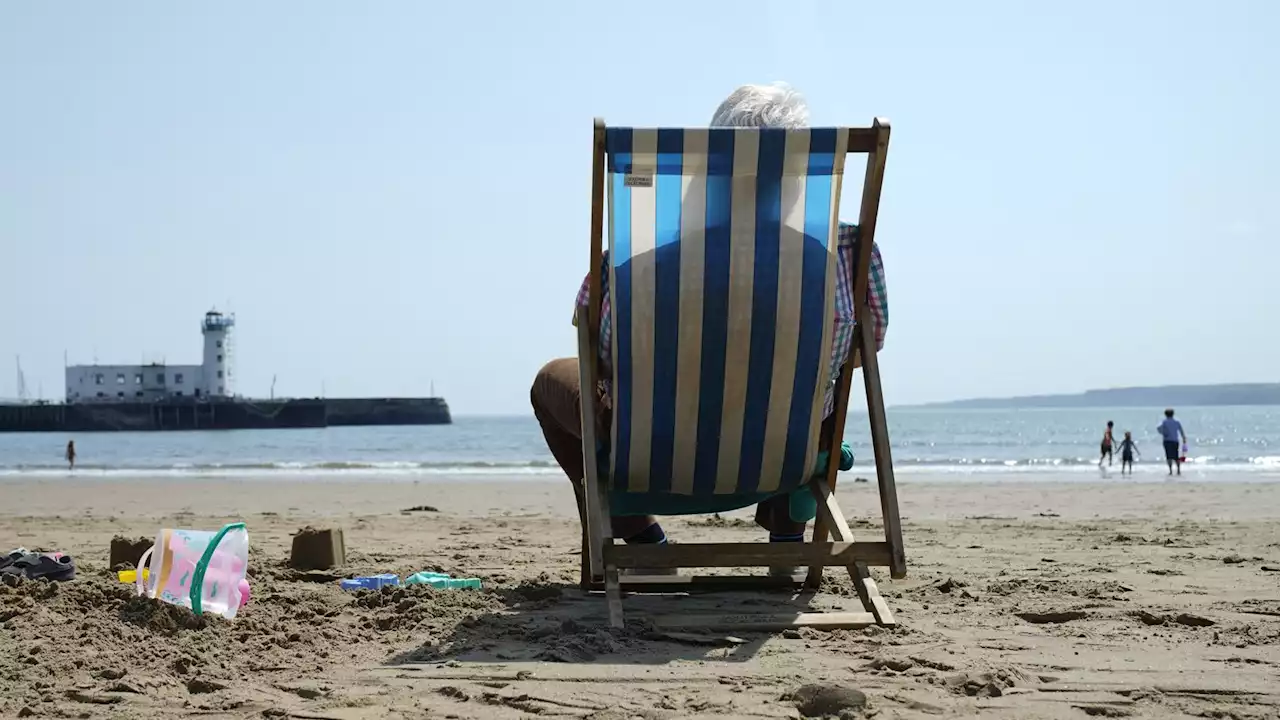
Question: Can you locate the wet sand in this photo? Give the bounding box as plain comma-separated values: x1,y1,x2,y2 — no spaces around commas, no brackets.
2,474,1279,719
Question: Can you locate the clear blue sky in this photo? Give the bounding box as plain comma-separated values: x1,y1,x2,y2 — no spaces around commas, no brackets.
2,1,1275,413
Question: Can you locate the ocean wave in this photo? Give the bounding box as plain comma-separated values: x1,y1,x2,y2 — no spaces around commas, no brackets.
846,454,1280,467
0,459,564,478
1,455,1278,479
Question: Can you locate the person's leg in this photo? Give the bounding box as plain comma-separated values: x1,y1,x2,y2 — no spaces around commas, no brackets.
752,417,837,576
753,495,805,578
530,358,659,540
754,496,806,537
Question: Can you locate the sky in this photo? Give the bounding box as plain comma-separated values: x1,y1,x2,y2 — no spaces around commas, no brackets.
1,1,1276,413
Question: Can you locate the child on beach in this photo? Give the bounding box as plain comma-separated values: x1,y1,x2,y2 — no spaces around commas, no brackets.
1099,421,1115,467
1117,432,1140,475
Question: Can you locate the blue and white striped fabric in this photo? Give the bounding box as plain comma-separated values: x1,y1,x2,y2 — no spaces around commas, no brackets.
605,127,850,497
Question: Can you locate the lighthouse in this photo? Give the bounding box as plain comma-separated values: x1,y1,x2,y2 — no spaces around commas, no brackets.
201,310,235,398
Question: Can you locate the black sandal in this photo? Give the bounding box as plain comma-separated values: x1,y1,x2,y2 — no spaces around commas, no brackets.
0,548,28,571
0,552,76,582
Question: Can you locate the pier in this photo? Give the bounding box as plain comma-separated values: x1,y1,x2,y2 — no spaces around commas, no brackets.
0,397,450,432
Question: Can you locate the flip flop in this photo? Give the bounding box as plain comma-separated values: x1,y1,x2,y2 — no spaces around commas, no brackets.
0,552,76,582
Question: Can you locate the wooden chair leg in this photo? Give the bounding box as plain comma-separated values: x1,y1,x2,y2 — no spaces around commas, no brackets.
804,553,825,591
850,562,895,627
573,483,593,591
579,526,592,591
858,325,907,580
605,564,624,628
810,480,896,626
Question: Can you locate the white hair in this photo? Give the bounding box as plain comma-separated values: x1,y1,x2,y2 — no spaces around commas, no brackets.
710,82,810,128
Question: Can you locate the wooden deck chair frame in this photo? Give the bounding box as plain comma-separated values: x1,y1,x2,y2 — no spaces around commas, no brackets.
577,118,905,631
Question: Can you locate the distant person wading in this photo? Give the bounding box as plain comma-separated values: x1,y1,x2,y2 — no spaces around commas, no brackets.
1158,409,1188,476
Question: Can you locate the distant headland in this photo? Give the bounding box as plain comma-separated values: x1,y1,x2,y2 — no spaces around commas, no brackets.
911,383,1280,409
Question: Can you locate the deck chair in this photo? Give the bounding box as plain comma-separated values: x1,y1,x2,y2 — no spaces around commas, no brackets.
576,119,906,631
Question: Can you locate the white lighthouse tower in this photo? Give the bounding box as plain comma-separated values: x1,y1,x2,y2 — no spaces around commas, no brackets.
201,310,235,398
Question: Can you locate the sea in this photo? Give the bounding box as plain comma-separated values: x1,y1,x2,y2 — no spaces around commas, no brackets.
1,406,1277,482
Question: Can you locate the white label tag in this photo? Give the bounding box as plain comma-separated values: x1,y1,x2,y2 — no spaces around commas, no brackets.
624,174,653,188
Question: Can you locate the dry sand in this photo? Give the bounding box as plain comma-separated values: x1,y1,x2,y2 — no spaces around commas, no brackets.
2,474,1279,719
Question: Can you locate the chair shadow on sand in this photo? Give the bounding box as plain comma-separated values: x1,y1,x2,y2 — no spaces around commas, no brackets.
381,576,872,668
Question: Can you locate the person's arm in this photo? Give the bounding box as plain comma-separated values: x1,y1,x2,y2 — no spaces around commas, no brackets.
573,254,614,430
572,276,590,324
1180,422,1187,444
837,233,888,371
831,229,858,370
866,241,889,353
572,251,611,322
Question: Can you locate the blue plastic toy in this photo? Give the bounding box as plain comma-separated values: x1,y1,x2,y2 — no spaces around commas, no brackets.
339,573,401,591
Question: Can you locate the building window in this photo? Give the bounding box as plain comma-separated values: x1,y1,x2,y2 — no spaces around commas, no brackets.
117,373,126,384
96,391,104,398
134,373,143,384
117,391,124,398
216,340,222,348
135,391,144,397
95,374,104,385
174,373,184,384
156,373,165,384
217,370,223,379
174,391,183,397
194,388,202,398
218,385,224,394
216,354,223,362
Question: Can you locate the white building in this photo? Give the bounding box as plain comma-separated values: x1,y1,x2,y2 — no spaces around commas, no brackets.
65,310,236,404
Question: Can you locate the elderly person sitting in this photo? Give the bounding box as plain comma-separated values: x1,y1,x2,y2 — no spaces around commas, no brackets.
531,83,888,573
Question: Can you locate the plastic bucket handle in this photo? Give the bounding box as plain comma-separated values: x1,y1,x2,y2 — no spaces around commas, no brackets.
189,522,246,617
135,545,155,597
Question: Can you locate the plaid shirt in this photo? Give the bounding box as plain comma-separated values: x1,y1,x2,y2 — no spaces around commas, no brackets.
575,222,887,418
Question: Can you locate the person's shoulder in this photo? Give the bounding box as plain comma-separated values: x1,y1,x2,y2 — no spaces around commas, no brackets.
836,222,862,248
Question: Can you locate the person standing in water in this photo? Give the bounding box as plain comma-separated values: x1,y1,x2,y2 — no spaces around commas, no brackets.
1158,409,1187,476
65,440,76,470
1099,421,1115,467
1117,431,1140,476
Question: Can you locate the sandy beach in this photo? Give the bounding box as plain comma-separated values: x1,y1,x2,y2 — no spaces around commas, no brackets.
2,473,1279,719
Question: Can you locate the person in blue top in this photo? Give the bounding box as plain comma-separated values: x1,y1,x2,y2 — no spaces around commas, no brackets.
1158,408,1187,476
